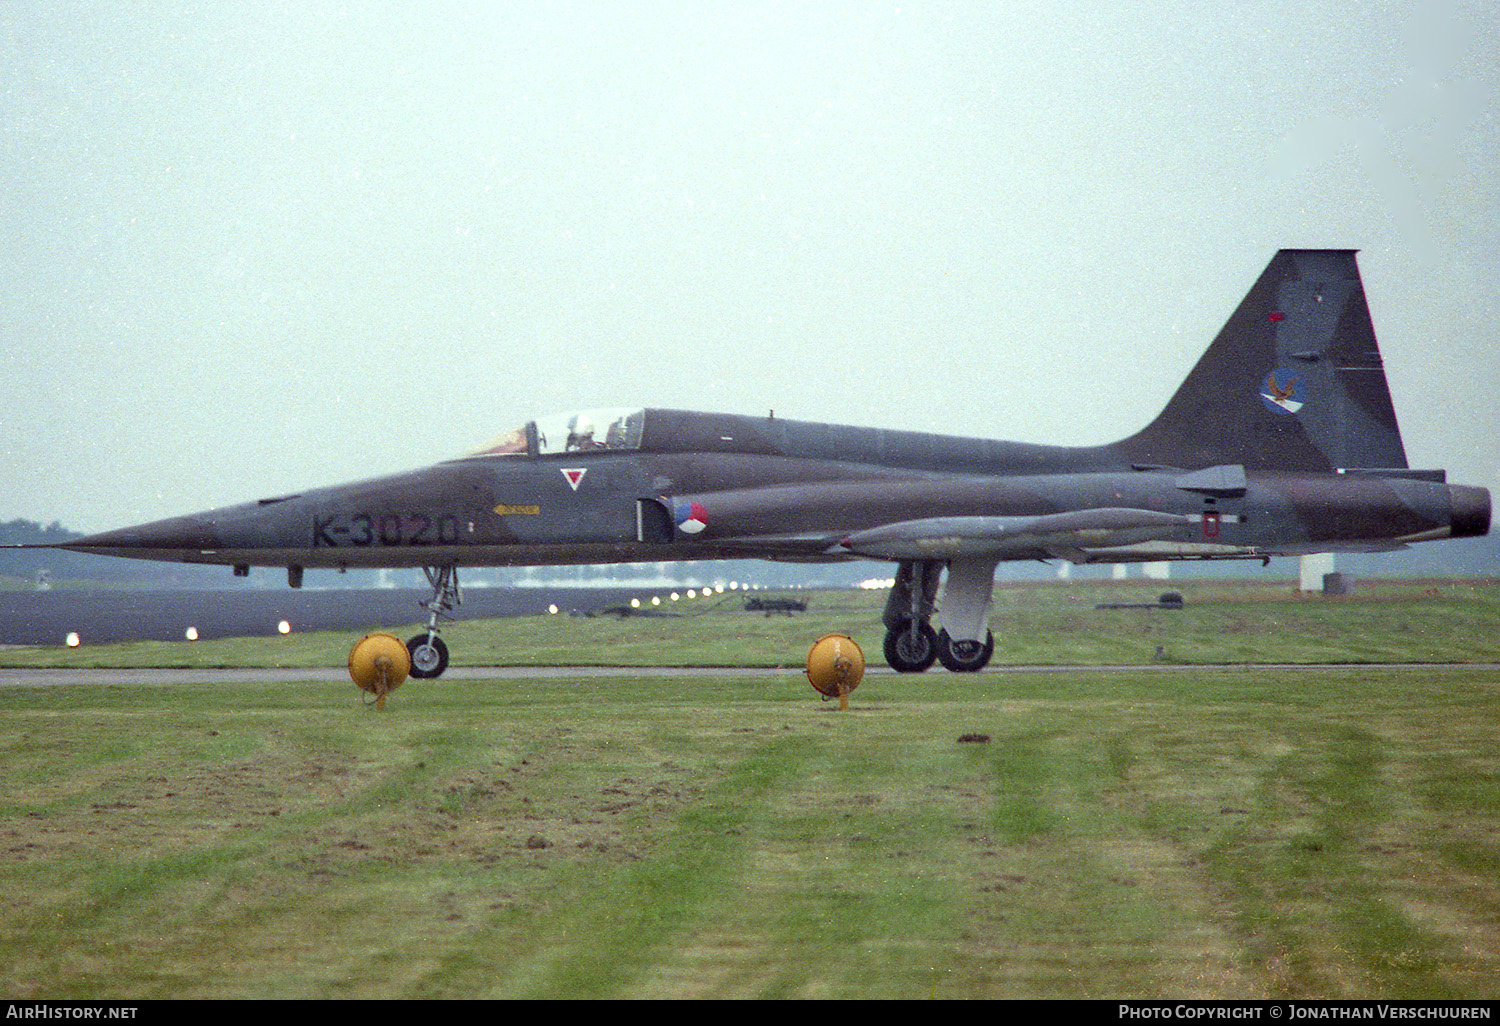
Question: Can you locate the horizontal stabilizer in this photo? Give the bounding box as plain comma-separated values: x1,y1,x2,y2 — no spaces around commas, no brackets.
835,508,1193,560
1337,468,1447,483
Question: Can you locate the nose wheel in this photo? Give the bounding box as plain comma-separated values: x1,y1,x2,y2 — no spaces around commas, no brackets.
406,634,450,678
406,565,460,679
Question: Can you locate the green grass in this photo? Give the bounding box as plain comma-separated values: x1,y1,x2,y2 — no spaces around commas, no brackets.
4,578,1500,669
3,664,1499,999
3,579,1498,998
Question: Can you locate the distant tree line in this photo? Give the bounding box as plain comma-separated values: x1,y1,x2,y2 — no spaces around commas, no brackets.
1,519,79,544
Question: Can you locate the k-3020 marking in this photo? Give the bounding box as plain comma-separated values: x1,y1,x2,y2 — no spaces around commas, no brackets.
312,513,461,548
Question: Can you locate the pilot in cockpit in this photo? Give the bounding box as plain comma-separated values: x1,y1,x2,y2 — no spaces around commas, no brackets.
566,415,602,451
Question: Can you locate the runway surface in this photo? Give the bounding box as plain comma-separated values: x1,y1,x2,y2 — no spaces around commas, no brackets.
0,586,683,647
3,663,1494,688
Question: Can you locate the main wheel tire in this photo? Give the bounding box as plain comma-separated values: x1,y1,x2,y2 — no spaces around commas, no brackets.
884,619,937,673
406,634,450,679
937,629,994,672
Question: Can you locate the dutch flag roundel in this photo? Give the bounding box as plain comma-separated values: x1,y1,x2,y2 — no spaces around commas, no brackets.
675,500,708,535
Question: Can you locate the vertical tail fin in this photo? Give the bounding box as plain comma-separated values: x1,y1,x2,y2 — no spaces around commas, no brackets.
1114,250,1409,472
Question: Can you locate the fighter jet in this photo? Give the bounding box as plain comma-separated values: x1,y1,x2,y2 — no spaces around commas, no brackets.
50,250,1491,676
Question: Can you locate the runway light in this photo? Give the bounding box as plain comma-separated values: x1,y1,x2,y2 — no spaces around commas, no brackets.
548,604,559,615
65,632,80,648
671,592,679,601
277,620,292,635
185,627,199,641
651,596,661,606
630,598,640,608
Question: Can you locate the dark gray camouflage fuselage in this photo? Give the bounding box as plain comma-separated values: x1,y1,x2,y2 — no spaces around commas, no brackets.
63,406,1487,570
53,250,1492,672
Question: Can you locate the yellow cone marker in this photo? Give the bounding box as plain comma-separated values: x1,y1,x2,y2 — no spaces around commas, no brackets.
348,633,411,710
806,633,864,710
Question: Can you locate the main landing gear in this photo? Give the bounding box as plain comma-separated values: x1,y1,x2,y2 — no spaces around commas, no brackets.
884,617,938,673
936,629,995,673
882,560,941,673
887,623,994,673
407,565,460,679
881,559,997,674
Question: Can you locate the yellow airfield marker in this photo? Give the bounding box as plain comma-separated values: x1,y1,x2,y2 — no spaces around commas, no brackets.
348,633,411,710
805,633,865,711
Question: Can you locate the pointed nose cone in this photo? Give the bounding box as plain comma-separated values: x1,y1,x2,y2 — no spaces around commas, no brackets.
61,514,222,561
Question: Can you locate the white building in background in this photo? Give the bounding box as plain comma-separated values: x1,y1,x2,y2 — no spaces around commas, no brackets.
1299,553,1336,591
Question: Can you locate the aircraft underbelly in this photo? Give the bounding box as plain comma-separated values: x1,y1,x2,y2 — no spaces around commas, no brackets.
79,538,845,570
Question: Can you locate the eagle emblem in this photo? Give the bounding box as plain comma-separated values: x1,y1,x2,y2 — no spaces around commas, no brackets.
1260,369,1306,415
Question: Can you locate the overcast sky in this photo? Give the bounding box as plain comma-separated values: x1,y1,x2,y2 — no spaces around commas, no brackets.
3,0,1497,533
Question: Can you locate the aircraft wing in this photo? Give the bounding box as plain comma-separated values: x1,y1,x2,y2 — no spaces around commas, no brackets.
832,508,1200,562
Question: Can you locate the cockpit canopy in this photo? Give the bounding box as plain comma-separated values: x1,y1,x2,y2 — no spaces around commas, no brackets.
466,408,645,458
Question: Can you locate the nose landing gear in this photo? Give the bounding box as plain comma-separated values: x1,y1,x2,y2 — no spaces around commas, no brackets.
407,565,460,679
